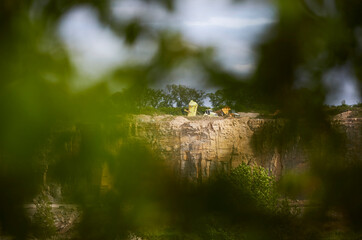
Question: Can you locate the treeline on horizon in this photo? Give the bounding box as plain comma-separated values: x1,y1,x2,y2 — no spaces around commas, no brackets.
110,83,273,116
111,84,361,116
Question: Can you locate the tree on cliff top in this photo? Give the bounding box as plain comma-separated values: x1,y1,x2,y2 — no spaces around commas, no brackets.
166,84,206,107
112,87,173,111
111,85,206,112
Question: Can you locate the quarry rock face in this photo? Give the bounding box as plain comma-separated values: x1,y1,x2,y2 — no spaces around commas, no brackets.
131,112,361,182
131,115,296,181
332,111,362,163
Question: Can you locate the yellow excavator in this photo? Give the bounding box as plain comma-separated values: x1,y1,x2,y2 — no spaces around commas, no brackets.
215,106,231,116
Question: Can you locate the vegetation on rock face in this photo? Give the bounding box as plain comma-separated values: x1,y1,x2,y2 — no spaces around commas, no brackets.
134,163,300,240
230,163,281,213
31,193,57,239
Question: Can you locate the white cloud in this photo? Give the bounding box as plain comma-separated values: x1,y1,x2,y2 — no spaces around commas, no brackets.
58,1,276,90
233,64,254,73
111,0,170,22
58,5,124,81
185,17,274,29
58,5,158,89
174,1,275,77
324,65,361,105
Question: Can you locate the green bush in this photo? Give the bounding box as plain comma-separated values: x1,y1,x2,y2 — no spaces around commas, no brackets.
137,107,186,115
197,106,209,115
137,106,211,116
229,163,289,214
158,107,185,115
31,192,57,239
138,107,163,115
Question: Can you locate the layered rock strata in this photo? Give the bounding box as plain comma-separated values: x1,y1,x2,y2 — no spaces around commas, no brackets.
132,115,293,181
130,112,361,182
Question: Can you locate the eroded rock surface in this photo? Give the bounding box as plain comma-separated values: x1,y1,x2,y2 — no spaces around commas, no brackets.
332,111,362,163
131,112,361,182
132,115,295,181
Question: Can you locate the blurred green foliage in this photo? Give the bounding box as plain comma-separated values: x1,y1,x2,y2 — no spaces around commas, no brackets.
0,0,361,239
129,163,300,240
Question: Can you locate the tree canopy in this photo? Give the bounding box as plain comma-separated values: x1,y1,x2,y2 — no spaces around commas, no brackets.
166,84,206,107
112,84,207,112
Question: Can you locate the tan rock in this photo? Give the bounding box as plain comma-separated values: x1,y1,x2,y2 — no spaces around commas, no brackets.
131,113,361,182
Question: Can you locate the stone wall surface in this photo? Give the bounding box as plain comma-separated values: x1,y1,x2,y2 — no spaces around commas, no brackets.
130,112,361,182
332,111,362,163
131,116,271,181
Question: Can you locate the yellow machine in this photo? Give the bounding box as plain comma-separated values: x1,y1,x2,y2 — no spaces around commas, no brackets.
222,106,231,115
185,100,198,116
215,106,231,116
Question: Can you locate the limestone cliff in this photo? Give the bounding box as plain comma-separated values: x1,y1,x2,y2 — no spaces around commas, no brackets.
130,112,361,182
332,111,362,163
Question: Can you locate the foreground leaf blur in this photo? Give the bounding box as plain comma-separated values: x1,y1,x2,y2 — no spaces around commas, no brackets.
0,0,361,239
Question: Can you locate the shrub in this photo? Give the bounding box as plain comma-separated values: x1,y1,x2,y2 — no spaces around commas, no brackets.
138,107,163,115
31,192,57,239
229,163,289,214
158,107,185,115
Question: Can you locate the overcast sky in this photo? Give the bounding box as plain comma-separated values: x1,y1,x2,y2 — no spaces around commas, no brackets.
58,0,360,105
